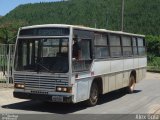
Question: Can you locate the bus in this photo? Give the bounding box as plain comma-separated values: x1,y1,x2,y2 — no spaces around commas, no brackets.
13,24,146,106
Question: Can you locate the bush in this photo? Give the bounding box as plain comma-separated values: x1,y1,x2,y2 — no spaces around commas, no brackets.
146,35,160,57
147,56,160,71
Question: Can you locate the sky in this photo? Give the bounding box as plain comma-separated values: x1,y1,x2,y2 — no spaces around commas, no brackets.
0,0,61,16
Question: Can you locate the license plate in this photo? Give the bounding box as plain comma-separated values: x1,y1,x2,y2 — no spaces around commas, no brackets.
52,96,63,102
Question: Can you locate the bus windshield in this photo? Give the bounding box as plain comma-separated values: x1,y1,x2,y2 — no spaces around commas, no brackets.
15,38,69,73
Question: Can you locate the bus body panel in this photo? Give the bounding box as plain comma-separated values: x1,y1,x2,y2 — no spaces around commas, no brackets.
74,66,146,103
75,78,92,103
91,57,146,76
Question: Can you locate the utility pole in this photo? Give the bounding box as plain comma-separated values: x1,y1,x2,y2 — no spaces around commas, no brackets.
121,0,124,31
106,10,109,29
93,19,97,28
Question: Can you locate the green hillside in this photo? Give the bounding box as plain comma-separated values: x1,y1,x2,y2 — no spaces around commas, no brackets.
0,0,160,43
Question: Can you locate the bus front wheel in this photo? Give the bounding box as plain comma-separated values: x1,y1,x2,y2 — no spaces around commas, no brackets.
86,82,99,106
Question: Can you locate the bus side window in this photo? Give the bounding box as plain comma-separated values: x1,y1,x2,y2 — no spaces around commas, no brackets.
80,39,91,60
72,36,81,60
72,39,92,72
109,35,122,58
132,37,138,56
122,36,132,57
94,33,109,59
137,37,146,56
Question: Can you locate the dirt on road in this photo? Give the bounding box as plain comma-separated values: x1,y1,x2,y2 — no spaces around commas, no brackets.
145,72,160,80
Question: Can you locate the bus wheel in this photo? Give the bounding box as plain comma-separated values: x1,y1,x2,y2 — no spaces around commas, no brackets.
86,82,99,106
127,75,136,93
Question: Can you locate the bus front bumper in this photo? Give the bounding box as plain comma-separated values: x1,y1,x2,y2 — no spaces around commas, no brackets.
13,91,73,103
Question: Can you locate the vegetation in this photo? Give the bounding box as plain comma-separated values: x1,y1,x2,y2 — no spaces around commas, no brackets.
146,35,160,56
0,0,160,70
147,57,160,72
146,35,160,71
0,20,26,44
1,0,160,43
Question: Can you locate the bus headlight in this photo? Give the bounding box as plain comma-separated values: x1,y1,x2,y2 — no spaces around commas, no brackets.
56,86,72,93
14,83,25,89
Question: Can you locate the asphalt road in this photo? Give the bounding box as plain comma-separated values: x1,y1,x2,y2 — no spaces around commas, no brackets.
0,72,160,116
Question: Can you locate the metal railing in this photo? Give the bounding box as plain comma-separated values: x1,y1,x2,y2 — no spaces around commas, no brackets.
0,44,15,87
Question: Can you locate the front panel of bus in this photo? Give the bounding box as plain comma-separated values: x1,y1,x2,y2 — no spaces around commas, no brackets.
13,26,73,103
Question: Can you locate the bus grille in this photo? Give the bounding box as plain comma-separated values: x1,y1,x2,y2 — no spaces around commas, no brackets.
14,74,69,91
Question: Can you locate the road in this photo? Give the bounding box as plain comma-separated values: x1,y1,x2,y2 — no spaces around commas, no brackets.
0,72,160,116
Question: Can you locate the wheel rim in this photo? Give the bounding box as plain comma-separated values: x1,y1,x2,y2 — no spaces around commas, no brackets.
129,76,136,92
90,84,98,104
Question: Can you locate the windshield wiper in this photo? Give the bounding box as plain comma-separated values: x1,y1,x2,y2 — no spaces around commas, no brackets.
36,62,52,73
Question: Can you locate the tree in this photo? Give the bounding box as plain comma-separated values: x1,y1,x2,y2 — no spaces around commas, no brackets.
0,20,27,43
146,35,160,56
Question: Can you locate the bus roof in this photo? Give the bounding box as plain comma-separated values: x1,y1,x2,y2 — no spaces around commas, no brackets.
20,24,145,37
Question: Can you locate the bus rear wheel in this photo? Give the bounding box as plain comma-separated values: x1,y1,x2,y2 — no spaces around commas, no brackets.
86,82,99,106
127,75,136,93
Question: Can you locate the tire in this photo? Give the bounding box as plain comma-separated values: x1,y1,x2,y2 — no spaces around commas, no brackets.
127,74,136,93
86,82,99,106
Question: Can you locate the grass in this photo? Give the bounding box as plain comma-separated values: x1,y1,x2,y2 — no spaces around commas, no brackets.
147,57,160,73
147,66,160,73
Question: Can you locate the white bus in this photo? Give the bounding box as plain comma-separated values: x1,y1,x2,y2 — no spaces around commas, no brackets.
13,24,146,106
